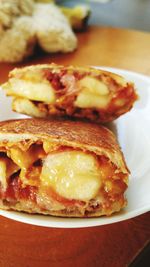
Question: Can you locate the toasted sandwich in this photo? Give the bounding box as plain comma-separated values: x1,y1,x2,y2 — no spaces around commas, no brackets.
2,64,138,123
0,118,129,217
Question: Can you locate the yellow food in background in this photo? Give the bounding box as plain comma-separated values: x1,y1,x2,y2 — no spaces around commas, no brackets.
35,0,90,31
61,5,90,31
35,0,55,2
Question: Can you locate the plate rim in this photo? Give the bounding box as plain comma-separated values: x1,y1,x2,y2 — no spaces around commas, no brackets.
0,204,150,228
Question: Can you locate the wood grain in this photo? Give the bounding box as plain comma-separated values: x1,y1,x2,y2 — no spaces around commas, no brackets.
0,213,149,267
0,26,150,267
1,26,150,85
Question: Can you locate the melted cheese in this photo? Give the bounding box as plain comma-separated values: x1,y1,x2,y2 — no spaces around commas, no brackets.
20,167,41,187
40,151,101,201
9,147,35,169
0,159,7,191
43,141,59,153
5,78,56,104
8,145,45,169
75,77,110,109
0,157,19,191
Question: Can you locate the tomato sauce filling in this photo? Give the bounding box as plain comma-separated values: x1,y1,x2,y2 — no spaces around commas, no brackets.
36,70,138,123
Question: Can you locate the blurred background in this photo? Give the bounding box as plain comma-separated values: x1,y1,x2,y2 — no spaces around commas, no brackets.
59,0,150,32
1,0,150,64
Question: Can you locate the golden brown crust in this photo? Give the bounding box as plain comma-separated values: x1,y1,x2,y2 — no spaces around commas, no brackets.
0,118,117,148
0,118,128,173
0,198,126,217
0,118,129,217
9,63,126,83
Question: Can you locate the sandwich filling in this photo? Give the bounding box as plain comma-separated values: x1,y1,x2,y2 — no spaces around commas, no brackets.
0,140,128,215
3,66,138,122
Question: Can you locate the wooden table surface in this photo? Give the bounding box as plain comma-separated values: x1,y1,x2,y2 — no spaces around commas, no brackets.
0,26,150,267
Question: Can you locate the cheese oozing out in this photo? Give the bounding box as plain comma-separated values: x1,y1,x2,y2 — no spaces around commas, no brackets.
75,76,111,109
40,151,101,201
8,146,45,169
0,157,20,191
0,159,7,191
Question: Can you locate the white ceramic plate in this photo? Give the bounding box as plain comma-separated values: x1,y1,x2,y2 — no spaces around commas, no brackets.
0,67,150,228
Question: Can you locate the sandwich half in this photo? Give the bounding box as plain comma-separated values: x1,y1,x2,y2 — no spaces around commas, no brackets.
2,64,138,123
0,118,129,217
